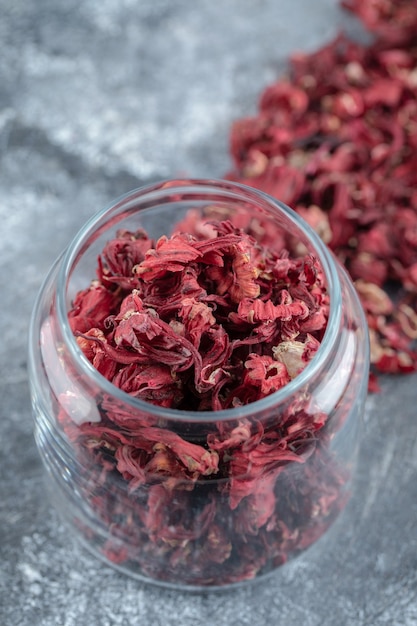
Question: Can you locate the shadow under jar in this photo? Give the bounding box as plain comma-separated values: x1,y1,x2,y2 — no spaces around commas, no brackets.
28,179,369,589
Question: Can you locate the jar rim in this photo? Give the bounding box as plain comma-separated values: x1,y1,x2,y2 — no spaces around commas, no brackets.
56,178,342,423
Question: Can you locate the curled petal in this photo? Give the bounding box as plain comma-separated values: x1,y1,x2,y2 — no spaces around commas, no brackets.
98,229,152,289
236,297,309,324
134,233,202,281
207,418,263,452
205,242,260,303
178,298,216,348
115,445,147,484
138,428,219,476
69,283,117,333
76,328,118,379
244,354,290,395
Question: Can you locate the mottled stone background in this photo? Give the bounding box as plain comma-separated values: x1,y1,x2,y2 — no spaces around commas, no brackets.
1,1,416,625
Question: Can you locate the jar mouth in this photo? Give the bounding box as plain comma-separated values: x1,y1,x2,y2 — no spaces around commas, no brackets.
56,178,342,422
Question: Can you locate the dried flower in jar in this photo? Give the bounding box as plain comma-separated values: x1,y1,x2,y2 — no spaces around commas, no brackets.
70,220,329,410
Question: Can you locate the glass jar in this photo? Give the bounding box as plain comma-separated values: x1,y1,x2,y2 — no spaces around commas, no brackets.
28,179,369,589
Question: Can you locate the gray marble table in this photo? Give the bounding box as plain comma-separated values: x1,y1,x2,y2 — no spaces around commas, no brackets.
1,1,416,624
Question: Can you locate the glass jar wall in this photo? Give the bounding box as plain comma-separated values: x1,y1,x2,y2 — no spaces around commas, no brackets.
28,179,369,588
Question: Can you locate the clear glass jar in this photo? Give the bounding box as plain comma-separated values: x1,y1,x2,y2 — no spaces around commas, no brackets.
28,179,369,589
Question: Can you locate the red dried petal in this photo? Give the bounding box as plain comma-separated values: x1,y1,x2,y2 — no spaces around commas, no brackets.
76,328,118,379
112,363,182,408
260,81,309,117
143,428,220,476
235,297,309,325
68,283,117,333
115,445,147,485
233,163,305,207
207,418,255,452
244,354,290,395
228,443,306,510
178,298,216,348
134,233,202,281
98,229,152,289
205,242,260,303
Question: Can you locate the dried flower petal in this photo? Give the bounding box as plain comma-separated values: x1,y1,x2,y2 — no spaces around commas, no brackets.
98,229,152,289
244,354,291,395
134,233,202,281
69,282,118,334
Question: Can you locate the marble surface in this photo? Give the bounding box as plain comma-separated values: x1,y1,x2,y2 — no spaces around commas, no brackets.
1,1,416,625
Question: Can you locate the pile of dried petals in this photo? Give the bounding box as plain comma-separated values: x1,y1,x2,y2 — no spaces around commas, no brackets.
227,0,417,390
69,221,328,410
